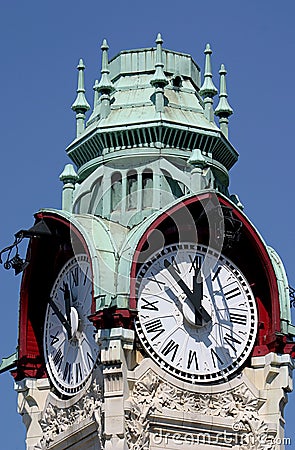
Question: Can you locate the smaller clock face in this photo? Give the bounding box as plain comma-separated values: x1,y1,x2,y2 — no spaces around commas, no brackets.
43,254,99,396
135,243,258,383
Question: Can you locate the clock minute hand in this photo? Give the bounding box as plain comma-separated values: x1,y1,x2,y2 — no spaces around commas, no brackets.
163,260,203,323
63,282,72,339
193,269,202,325
193,269,211,324
48,297,72,338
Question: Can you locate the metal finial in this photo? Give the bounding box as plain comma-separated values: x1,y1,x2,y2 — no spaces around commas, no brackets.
156,33,163,44
150,33,168,88
71,59,90,112
200,44,218,98
199,44,218,122
97,39,115,95
215,64,233,138
102,38,108,50
215,64,233,115
71,58,90,137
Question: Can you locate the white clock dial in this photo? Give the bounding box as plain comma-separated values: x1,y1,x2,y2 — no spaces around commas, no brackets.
43,254,99,396
135,243,258,383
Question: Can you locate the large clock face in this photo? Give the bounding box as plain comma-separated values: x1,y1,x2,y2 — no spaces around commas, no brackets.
43,254,99,396
135,243,258,383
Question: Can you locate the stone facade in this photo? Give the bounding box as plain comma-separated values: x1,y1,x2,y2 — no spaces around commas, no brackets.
15,327,293,449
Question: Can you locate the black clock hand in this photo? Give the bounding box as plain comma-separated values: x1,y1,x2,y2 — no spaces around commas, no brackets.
193,269,211,324
164,260,203,323
63,282,72,339
193,269,202,325
48,297,72,338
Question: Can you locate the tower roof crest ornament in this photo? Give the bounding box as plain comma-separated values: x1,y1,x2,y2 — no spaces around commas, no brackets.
200,44,218,98
150,33,168,88
97,39,115,95
150,33,168,113
199,43,218,122
71,59,90,137
71,59,90,112
215,64,233,138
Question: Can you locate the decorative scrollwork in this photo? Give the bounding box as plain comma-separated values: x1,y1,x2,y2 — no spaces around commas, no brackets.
38,380,102,449
125,370,275,450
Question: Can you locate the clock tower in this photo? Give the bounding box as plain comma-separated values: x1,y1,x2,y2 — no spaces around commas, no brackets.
1,34,294,450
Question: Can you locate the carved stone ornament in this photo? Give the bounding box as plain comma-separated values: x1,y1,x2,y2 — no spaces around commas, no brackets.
125,370,276,450
36,380,102,449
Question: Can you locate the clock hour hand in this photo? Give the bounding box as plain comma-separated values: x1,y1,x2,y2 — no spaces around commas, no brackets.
48,297,72,339
164,260,204,323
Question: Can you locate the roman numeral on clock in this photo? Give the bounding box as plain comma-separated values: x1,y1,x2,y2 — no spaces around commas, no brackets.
75,362,82,383
224,285,241,300
71,267,79,286
162,339,179,362
187,350,199,370
53,348,63,370
146,272,165,289
86,352,95,370
163,256,181,274
63,362,72,383
141,297,159,311
210,348,224,368
83,266,89,285
229,312,247,326
171,256,180,273
144,318,165,340
224,333,242,351
189,254,202,273
50,332,59,346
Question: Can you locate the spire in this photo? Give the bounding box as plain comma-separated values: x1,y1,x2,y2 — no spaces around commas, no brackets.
199,44,218,122
150,33,168,113
97,39,115,94
150,33,168,88
71,59,90,137
97,39,115,119
215,64,233,138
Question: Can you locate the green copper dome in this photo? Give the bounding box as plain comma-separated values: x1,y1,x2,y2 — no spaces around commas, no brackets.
66,36,238,184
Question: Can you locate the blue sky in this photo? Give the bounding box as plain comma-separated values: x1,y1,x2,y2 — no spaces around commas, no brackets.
0,1,295,448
